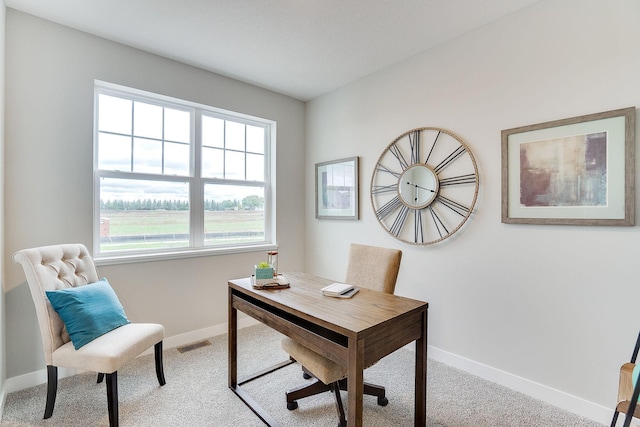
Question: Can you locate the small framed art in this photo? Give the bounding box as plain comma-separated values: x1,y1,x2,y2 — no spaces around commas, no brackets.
501,107,635,226
315,156,359,220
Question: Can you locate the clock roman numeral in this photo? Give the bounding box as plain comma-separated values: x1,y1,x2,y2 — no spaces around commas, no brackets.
409,130,420,164
439,173,477,186
434,146,466,174
371,183,398,195
389,142,409,170
428,206,448,239
424,130,442,165
436,195,471,217
375,163,401,178
414,209,424,243
425,197,472,240
390,205,410,237
375,196,402,220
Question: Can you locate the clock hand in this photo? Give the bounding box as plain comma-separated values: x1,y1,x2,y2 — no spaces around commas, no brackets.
406,181,435,193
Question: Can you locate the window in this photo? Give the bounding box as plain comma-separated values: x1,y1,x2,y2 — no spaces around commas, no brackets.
94,81,275,260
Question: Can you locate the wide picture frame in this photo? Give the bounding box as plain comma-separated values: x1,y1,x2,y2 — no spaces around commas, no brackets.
501,107,635,226
315,156,359,220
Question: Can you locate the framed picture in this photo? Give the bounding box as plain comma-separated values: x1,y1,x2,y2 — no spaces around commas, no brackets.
501,107,635,226
315,156,359,220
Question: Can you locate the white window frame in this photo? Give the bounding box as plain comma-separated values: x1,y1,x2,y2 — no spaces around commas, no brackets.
93,80,277,265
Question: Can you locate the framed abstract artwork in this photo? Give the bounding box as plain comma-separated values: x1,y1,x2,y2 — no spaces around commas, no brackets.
501,107,635,225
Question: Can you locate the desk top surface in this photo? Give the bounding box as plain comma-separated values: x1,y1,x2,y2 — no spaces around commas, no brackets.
229,271,428,337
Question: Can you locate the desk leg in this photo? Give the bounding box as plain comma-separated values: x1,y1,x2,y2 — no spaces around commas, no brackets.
415,309,427,427
227,290,283,427
228,288,237,389
347,337,365,427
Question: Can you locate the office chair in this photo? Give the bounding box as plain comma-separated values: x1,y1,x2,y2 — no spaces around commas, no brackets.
281,243,402,426
13,243,166,427
611,330,640,427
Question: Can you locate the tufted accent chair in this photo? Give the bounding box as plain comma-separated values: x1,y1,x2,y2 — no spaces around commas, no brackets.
13,243,166,427
281,243,402,426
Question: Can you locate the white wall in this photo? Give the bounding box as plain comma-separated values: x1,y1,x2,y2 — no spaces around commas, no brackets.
4,10,305,379
305,0,640,423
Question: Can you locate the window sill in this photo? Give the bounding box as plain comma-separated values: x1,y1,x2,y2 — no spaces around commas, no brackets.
94,244,278,267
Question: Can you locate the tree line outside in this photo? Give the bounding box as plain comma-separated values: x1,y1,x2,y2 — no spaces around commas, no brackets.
100,195,264,211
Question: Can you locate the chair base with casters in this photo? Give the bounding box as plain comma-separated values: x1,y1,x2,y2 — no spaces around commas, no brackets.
283,337,389,427
13,243,167,427
286,367,389,409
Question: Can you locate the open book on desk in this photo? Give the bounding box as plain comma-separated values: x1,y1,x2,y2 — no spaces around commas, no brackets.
321,282,359,298
251,273,290,289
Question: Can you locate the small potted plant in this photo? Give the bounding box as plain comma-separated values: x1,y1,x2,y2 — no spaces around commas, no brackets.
255,261,275,285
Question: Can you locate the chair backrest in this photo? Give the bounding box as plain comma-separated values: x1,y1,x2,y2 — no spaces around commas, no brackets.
13,243,100,364
344,243,402,294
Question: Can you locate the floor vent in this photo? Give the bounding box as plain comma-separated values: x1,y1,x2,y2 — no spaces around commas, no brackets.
177,340,212,353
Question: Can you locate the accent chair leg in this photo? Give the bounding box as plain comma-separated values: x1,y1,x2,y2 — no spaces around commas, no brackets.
44,365,58,419
97,373,105,383
106,372,119,427
154,341,166,386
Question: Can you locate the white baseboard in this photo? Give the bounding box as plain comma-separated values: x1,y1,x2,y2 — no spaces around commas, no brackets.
139,316,260,356
4,366,81,394
427,344,613,426
4,316,260,394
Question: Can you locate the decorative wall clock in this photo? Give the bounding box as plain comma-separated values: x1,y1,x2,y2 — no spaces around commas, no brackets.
370,127,479,245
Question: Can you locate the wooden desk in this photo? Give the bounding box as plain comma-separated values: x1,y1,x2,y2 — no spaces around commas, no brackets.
228,272,428,427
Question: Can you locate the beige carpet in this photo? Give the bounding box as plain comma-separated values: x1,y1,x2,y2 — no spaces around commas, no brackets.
2,324,604,426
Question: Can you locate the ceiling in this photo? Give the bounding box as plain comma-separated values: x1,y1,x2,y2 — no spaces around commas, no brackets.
6,0,540,101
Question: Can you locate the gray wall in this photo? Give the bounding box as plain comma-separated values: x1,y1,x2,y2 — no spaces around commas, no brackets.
4,9,305,378
304,0,639,423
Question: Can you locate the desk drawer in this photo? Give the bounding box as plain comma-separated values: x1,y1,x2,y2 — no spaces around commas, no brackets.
232,292,349,365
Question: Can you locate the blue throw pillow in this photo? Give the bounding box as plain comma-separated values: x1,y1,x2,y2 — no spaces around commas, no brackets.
46,278,130,350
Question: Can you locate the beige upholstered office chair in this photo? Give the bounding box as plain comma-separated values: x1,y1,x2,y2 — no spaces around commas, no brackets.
611,331,640,427
281,243,402,426
13,243,166,427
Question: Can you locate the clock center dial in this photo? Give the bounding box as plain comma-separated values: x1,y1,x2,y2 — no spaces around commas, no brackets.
398,164,439,209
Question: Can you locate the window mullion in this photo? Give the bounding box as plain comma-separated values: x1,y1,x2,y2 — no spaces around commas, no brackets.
130,101,135,172
191,110,204,247
161,107,166,175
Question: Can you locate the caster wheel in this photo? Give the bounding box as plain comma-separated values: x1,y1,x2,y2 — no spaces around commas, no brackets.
303,372,312,379
377,396,388,406
287,401,298,410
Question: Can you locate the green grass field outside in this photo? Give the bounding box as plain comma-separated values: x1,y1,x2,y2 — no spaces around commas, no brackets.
100,210,264,251
101,210,264,235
